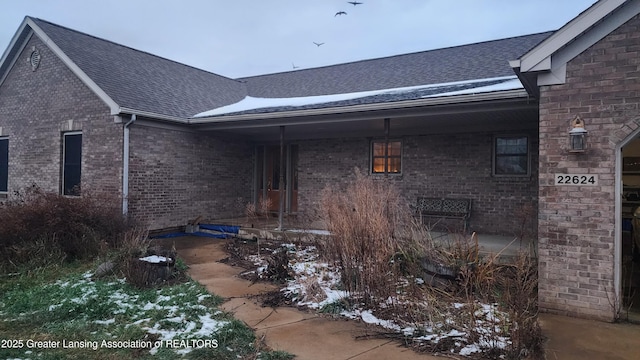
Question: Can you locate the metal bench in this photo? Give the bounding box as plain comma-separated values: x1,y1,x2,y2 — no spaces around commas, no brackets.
416,197,472,233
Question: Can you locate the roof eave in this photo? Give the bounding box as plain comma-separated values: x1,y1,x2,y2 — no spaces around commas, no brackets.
518,0,628,73
188,88,530,126
511,0,640,94
0,17,32,87
116,107,189,123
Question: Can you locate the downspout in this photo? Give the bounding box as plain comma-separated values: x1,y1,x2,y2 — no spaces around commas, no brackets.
122,114,136,216
384,118,390,177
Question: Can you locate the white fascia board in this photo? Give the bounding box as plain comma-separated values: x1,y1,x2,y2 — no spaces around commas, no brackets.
188,89,530,126
538,0,640,86
519,0,627,73
528,57,552,72
26,18,121,115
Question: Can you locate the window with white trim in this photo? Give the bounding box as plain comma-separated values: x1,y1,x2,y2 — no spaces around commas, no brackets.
493,136,529,176
0,137,7,193
62,132,82,196
371,139,402,174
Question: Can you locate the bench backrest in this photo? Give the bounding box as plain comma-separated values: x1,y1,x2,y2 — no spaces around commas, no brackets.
416,197,472,217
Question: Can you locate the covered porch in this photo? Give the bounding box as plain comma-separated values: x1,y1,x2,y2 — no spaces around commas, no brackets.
193,216,537,262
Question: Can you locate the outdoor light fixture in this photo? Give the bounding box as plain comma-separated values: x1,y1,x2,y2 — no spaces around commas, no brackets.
569,115,587,153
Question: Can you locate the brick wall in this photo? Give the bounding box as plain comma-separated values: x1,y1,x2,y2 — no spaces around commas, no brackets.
297,131,538,237
128,125,253,230
0,36,122,198
538,14,640,321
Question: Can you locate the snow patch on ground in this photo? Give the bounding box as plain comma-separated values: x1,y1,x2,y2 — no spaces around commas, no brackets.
251,242,514,357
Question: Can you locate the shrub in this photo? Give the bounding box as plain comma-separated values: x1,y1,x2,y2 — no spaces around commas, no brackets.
319,169,416,305
0,186,133,271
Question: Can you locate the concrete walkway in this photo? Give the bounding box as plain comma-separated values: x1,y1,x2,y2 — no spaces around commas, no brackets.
165,236,640,360
171,236,432,359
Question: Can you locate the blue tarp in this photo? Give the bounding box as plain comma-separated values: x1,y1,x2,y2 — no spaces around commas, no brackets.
150,224,240,239
199,224,240,234
151,231,229,239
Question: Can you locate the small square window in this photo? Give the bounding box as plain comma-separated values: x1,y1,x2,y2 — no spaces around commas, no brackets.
371,140,402,174
494,136,529,176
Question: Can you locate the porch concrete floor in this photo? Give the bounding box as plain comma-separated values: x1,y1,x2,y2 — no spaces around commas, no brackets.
212,217,535,260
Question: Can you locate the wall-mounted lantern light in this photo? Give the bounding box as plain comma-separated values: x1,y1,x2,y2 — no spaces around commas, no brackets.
569,115,587,153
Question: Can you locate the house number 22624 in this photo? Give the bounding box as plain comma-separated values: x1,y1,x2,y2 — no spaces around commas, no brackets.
554,174,598,186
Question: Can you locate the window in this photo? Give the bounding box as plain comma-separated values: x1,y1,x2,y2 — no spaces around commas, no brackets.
371,140,402,174
494,136,529,176
0,138,7,193
62,132,82,196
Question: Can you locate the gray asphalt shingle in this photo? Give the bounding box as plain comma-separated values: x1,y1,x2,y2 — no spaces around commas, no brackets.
25,17,552,119
239,32,552,99
31,18,247,119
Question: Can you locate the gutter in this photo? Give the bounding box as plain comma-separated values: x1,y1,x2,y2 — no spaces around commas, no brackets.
188,88,530,125
115,88,531,131
116,107,189,123
122,114,136,216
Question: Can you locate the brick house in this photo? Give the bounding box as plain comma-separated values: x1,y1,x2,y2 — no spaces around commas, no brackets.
0,0,639,320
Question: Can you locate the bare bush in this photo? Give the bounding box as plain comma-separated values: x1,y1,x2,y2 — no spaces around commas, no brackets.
0,186,135,271
319,169,415,305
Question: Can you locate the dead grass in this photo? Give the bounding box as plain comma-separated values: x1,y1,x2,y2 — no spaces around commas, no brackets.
319,169,415,306
314,169,543,359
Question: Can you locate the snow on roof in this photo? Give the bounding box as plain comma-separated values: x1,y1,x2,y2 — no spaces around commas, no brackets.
193,76,522,118
421,78,523,98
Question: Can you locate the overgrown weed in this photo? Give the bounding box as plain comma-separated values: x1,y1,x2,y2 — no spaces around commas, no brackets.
316,168,543,359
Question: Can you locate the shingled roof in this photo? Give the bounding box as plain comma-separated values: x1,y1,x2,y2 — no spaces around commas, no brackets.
1,17,552,121
29,17,247,119
240,32,552,99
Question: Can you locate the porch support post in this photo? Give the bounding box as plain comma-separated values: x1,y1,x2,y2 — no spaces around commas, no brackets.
278,126,285,230
384,118,390,177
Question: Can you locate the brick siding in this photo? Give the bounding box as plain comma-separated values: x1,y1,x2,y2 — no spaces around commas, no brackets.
297,132,539,237
128,125,253,229
538,14,640,321
0,36,122,198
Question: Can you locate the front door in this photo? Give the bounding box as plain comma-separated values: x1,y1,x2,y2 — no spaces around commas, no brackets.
256,145,298,213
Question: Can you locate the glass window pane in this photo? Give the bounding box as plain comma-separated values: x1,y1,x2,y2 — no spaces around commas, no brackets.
388,141,401,156
0,139,7,192
387,157,401,173
373,142,385,156
496,137,527,155
63,133,82,196
496,155,527,175
372,158,385,173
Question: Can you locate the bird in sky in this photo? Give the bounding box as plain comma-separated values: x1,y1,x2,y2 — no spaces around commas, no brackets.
348,1,363,5
313,42,324,47
335,11,347,16
292,63,299,69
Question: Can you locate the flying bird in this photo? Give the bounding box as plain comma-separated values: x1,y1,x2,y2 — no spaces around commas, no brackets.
313,42,324,47
335,11,347,16
292,63,299,69
348,1,363,5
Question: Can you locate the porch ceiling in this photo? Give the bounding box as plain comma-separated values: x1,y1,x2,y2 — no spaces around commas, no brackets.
193,95,539,142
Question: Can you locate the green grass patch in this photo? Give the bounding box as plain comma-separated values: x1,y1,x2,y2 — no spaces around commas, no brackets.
0,263,292,359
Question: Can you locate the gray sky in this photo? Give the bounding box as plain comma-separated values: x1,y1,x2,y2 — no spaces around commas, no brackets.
0,0,598,79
